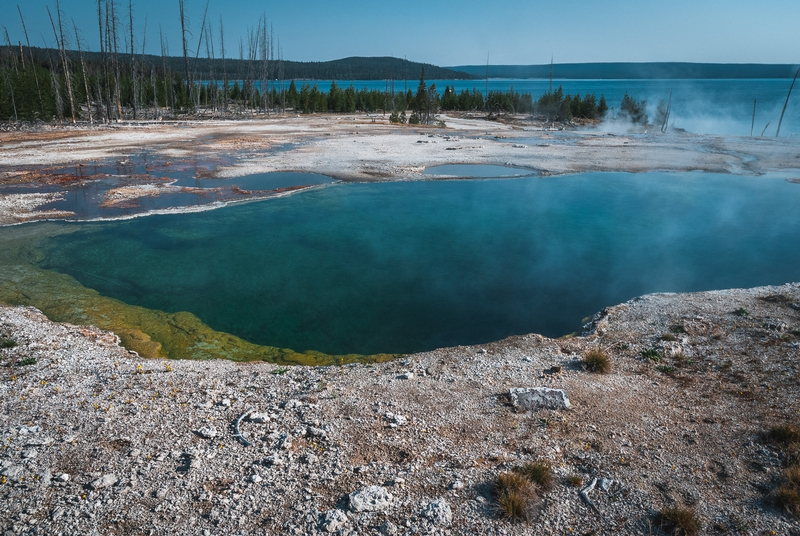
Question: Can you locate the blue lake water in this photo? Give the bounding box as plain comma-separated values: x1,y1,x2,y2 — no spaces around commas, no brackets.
37,172,800,356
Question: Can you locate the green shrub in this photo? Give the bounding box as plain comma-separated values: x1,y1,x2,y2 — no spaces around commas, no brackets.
641,349,661,362
0,337,17,349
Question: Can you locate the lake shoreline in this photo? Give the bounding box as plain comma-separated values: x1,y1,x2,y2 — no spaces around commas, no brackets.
2,112,800,225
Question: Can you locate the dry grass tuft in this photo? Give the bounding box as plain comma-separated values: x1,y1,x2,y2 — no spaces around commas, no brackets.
768,424,800,446
566,474,583,487
582,348,611,374
773,465,800,516
657,506,702,535
494,471,539,522
515,461,554,490
776,483,800,516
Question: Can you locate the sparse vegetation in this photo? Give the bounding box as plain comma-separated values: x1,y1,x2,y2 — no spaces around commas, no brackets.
17,357,36,366
494,471,539,522
775,465,800,516
657,506,701,535
514,461,553,490
767,424,800,446
659,333,677,341
656,365,675,375
0,337,17,348
641,349,661,361
669,324,686,334
733,307,750,317
582,348,611,373
566,474,583,487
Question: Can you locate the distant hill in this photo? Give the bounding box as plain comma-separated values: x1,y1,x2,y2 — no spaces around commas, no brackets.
3,47,473,81
449,62,800,79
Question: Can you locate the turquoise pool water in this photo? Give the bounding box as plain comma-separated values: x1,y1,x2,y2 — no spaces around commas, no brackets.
36,171,800,355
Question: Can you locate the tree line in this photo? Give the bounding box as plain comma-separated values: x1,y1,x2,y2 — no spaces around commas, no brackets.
0,2,651,126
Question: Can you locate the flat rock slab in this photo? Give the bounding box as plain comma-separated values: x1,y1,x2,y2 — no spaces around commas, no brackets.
509,387,571,411
349,485,393,512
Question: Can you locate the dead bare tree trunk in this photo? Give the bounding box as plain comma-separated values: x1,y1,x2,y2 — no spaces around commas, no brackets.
192,0,210,112
160,27,174,114
43,45,64,122
219,17,227,113
151,66,159,119
129,0,137,120
178,0,191,110
660,90,672,134
18,6,44,112
750,99,756,138
3,29,19,74
0,58,18,121
776,66,800,138
48,2,77,123
98,0,112,122
139,16,149,118
73,22,93,124
206,20,217,115
109,0,123,121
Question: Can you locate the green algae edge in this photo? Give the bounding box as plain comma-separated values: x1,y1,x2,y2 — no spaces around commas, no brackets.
0,262,396,366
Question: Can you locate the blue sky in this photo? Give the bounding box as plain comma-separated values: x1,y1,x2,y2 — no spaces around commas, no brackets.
3,0,800,66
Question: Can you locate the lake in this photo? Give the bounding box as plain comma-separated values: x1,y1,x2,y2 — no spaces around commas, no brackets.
26,171,800,357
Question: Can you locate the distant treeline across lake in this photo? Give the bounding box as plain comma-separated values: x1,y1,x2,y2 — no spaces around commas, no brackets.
259,78,799,136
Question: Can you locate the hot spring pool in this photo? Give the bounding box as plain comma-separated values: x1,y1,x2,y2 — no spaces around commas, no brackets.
7,171,800,357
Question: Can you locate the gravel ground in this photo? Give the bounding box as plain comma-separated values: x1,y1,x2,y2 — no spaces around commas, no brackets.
2,283,800,535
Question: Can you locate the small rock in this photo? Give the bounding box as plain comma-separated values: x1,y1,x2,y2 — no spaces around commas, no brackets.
397,372,414,380
508,387,571,411
379,521,399,535
263,454,285,467
307,426,327,439
20,449,37,459
155,488,168,500
1,465,24,480
319,509,349,533
349,485,393,512
599,478,614,491
249,474,263,483
194,426,218,439
303,453,319,465
284,399,303,410
449,480,465,491
249,412,270,424
279,434,293,450
421,498,453,526
56,473,70,482
384,413,408,427
128,449,141,458
89,474,118,490
219,398,232,407
24,436,53,446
